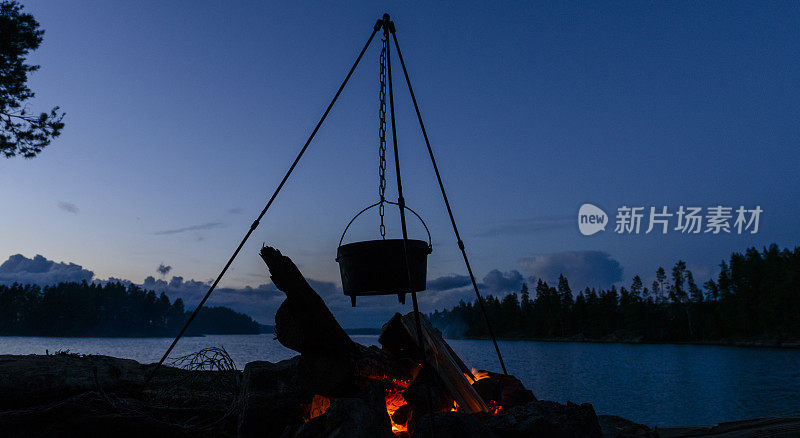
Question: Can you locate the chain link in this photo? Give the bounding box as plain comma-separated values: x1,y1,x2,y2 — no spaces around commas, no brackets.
378,37,388,239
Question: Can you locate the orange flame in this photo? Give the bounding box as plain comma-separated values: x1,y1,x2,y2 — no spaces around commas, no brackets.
383,377,411,434
303,367,504,436
465,367,491,384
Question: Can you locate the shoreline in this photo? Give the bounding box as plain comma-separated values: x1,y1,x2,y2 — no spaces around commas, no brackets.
447,335,800,350
3,333,800,350
0,332,260,339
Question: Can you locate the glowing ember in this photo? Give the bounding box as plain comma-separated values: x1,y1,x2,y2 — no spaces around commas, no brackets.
302,368,505,436
302,394,332,421
486,401,503,415
382,377,411,434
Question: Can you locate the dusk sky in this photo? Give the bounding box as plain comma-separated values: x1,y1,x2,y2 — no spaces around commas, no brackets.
1,1,798,327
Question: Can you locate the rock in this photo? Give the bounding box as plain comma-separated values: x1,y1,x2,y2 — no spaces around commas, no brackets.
238,357,313,438
0,354,145,409
403,372,451,413
392,404,413,426
488,400,603,438
598,415,657,438
293,414,327,438
412,412,498,438
304,383,394,438
472,371,536,409
0,354,243,436
322,399,394,438
403,369,454,435
296,351,357,397
472,375,503,405
0,391,214,438
0,353,237,410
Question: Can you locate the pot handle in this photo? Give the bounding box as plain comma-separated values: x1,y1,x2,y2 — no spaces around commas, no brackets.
338,200,432,250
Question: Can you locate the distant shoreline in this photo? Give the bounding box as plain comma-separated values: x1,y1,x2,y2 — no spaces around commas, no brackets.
0,328,382,339
446,335,800,349
0,332,259,339
4,332,797,350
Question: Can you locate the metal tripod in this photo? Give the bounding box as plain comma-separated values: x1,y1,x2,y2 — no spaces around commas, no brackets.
148,14,507,400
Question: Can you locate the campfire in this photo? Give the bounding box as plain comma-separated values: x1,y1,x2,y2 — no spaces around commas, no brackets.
296,327,519,436
259,246,535,437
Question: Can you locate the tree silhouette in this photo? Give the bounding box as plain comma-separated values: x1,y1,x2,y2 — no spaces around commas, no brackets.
0,1,64,158
430,244,800,344
655,267,667,303
0,281,259,336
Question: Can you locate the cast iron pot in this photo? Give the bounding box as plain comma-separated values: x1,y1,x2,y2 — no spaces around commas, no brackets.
336,201,432,306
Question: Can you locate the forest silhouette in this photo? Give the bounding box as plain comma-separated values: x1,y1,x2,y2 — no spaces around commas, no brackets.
2,244,797,341
0,281,259,337
430,244,800,343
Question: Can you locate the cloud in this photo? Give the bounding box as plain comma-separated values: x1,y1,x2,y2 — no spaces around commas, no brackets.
417,270,527,313
426,270,523,295
139,275,282,322
482,269,524,294
57,201,79,214
0,254,94,286
157,264,172,276
427,274,471,291
154,222,224,235
519,250,623,290
227,208,244,215
477,215,572,237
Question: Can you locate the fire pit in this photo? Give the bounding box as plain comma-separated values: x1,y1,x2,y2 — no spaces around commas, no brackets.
252,246,541,438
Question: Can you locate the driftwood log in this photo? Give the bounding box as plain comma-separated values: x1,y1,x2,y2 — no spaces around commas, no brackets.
259,246,353,356
260,246,357,397
259,246,410,397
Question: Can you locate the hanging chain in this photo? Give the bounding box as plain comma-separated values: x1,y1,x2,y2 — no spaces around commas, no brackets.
378,37,388,239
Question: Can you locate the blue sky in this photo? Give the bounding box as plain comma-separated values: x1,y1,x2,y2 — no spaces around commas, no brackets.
1,1,798,326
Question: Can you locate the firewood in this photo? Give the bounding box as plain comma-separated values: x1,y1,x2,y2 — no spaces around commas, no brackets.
393,312,489,414
260,246,359,396
260,246,354,356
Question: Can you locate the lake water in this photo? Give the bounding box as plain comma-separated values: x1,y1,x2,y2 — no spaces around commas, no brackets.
2,334,799,427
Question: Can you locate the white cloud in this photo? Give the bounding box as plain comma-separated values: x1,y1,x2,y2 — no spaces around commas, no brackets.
519,250,623,290
0,254,94,285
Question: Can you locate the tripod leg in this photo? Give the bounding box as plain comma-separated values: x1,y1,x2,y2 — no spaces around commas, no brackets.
146,22,383,385
390,30,509,376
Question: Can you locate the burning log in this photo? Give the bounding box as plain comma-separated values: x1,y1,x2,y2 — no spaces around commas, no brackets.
470,370,536,412
380,312,489,414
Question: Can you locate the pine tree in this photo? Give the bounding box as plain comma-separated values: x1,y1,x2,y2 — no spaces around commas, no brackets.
558,274,574,308
687,271,703,303
631,275,643,300
656,267,667,302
